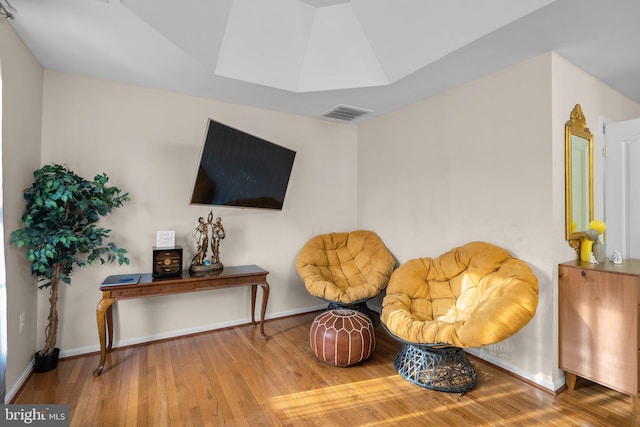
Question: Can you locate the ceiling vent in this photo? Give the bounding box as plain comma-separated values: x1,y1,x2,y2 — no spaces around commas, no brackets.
321,104,372,122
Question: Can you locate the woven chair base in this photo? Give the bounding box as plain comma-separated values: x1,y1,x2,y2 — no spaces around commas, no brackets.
394,343,477,393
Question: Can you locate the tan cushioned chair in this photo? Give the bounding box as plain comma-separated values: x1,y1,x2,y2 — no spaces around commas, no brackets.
296,230,395,305
381,241,538,392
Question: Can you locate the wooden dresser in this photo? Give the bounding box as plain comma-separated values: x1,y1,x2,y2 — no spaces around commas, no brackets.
559,259,640,413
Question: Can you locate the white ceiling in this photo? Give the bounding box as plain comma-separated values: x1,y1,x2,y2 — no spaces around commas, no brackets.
6,0,640,123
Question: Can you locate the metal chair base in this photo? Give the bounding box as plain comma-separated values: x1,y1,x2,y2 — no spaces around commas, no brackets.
394,343,477,393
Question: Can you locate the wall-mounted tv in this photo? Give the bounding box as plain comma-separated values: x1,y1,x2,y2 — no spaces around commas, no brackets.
190,119,296,210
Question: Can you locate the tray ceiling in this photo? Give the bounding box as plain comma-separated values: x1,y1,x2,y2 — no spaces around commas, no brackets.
6,0,640,122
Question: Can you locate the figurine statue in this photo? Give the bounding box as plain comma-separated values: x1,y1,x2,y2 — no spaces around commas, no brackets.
191,216,208,266
611,250,623,264
189,211,226,274
210,216,225,269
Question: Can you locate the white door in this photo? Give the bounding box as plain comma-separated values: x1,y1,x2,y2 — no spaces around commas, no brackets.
604,118,640,258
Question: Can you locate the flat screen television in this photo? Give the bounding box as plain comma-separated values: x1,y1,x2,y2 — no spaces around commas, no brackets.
190,119,296,210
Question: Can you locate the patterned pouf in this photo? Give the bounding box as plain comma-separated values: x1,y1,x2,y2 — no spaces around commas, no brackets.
310,309,375,367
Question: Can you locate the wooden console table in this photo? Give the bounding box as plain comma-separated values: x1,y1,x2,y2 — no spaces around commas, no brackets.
93,264,269,376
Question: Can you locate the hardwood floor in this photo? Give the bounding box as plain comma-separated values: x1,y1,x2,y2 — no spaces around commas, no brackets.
12,311,638,426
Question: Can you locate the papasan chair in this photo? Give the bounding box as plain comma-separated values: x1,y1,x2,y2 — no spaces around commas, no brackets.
296,230,396,320
381,241,538,393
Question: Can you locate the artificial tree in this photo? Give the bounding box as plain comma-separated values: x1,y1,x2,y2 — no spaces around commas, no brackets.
11,164,130,367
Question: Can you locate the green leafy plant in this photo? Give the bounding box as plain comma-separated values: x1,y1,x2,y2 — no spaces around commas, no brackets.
11,164,130,357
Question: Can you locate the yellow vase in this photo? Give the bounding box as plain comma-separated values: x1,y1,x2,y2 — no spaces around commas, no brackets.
580,238,594,262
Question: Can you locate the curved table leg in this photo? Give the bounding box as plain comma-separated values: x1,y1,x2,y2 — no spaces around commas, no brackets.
93,294,115,377
106,300,114,352
258,282,269,340
250,282,270,340
251,284,257,327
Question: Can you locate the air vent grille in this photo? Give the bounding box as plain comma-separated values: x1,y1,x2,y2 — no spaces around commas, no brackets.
321,105,372,122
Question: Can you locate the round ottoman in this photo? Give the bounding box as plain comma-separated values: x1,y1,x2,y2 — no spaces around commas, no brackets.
310,309,375,367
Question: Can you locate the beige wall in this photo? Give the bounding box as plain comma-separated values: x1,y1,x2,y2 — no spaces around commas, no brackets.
0,21,44,399
358,52,640,391
358,53,556,388
551,52,640,237
38,71,358,356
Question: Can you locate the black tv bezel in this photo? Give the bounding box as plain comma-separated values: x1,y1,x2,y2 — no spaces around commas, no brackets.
189,118,297,210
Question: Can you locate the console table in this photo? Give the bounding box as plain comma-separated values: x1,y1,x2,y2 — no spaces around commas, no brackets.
93,264,269,376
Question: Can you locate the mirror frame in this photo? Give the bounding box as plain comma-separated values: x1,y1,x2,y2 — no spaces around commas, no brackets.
565,104,594,252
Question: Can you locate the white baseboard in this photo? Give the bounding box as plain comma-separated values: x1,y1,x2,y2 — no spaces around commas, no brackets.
60,304,327,358
466,348,562,392
5,363,32,404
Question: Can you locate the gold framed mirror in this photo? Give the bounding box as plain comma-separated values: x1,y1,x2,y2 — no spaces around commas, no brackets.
565,104,594,252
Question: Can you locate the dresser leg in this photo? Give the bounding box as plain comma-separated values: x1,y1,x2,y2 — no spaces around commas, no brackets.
566,372,576,391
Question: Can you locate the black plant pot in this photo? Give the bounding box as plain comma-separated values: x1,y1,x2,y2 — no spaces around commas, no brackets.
33,348,60,373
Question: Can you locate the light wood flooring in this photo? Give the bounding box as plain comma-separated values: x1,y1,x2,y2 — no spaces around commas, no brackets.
12,311,638,426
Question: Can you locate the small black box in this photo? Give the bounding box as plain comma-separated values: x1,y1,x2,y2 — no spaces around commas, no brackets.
152,246,183,278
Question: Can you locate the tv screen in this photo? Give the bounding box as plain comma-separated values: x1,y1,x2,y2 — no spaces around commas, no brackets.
190,119,296,210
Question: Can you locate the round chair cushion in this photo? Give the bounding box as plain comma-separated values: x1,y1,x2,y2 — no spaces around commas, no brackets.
296,230,396,304
310,309,375,367
381,241,539,348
